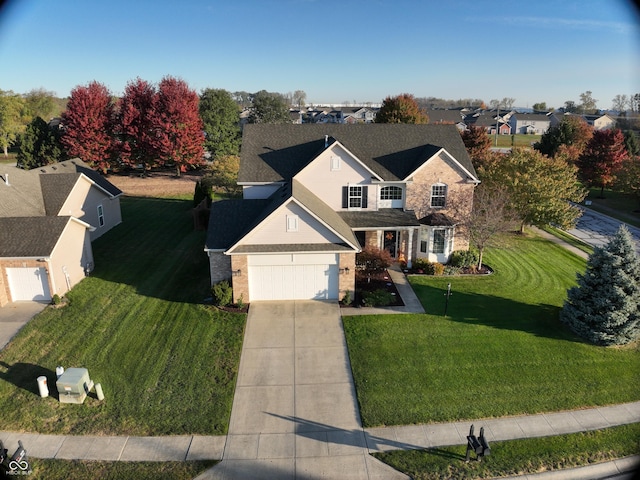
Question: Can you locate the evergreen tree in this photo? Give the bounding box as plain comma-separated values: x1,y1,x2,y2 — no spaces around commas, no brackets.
561,225,640,345
17,116,62,169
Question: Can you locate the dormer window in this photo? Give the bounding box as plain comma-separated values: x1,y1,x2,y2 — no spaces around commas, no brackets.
430,184,447,208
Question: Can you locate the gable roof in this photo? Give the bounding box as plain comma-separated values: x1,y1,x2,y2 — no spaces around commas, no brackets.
206,179,360,254
0,216,90,257
238,124,477,184
0,158,122,219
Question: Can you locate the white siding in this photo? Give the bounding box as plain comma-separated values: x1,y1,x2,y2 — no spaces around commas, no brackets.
294,144,375,210
241,202,342,245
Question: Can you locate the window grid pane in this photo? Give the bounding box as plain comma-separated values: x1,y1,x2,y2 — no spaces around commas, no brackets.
433,230,445,254
381,186,402,200
431,184,447,208
349,186,362,208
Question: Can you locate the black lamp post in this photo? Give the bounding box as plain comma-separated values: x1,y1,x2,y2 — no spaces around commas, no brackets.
444,283,452,316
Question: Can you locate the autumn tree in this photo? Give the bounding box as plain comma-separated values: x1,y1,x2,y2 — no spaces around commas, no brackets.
466,183,520,269
461,126,492,171
0,90,27,156
61,81,116,173
247,90,291,124
16,116,63,169
375,93,429,124
577,129,628,197
482,148,586,232
117,78,158,170
561,225,640,346
616,156,640,205
534,116,593,159
204,154,241,195
154,76,205,176
199,88,241,159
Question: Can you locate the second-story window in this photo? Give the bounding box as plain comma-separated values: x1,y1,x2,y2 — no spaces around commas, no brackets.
342,185,368,209
380,186,402,200
430,184,447,208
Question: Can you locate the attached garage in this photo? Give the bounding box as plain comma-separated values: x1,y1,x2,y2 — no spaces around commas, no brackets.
248,253,339,301
6,267,51,302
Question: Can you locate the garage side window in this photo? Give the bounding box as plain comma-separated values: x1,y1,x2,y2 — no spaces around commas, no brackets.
97,205,104,227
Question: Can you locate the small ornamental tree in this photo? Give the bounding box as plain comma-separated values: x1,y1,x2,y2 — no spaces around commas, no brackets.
561,225,640,345
375,93,429,124
61,81,116,173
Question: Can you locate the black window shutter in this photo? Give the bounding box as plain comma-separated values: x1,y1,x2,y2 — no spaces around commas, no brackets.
362,186,368,208
342,186,348,208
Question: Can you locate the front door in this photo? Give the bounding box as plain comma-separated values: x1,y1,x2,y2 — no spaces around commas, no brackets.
383,230,398,258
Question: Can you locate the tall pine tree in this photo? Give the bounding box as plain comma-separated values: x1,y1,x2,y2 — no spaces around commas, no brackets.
561,225,640,345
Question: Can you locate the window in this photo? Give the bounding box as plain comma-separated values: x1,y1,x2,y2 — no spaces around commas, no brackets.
97,205,104,227
286,215,298,232
432,229,446,254
420,241,427,253
380,186,402,200
349,186,362,208
342,185,368,209
430,184,447,208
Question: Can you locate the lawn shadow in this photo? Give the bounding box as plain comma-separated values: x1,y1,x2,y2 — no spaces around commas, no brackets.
0,361,59,399
411,283,579,342
88,197,211,304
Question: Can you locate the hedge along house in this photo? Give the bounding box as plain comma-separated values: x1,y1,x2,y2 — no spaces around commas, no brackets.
205,124,479,303
0,159,122,306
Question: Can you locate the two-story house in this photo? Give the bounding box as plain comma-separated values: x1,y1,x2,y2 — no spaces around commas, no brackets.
205,124,479,302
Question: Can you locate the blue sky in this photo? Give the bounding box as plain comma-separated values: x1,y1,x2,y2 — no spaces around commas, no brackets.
0,0,638,109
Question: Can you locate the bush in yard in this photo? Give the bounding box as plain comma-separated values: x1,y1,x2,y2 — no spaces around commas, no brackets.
412,258,432,273
433,262,445,276
342,290,352,306
449,249,479,268
560,225,640,345
211,280,233,307
356,246,392,272
362,289,395,307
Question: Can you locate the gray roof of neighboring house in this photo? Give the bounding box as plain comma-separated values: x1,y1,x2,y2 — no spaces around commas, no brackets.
425,109,465,124
0,216,73,257
339,209,420,229
510,113,551,122
238,124,477,184
0,158,122,219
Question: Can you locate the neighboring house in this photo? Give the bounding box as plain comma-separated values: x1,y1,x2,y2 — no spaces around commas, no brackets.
425,110,467,131
205,124,479,302
0,159,122,306
509,113,551,135
583,113,615,130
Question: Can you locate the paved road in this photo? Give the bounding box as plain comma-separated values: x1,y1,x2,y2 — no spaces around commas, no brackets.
568,207,640,256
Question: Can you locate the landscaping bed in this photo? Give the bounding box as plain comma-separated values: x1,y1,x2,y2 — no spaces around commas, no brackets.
350,269,404,307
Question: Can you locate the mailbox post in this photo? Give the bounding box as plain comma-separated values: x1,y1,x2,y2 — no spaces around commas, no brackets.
465,424,491,462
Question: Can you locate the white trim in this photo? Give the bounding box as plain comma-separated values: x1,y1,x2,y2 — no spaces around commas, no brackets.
405,147,480,184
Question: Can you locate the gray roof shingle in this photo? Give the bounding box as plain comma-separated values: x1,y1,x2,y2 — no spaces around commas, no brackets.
238,124,477,183
0,216,73,257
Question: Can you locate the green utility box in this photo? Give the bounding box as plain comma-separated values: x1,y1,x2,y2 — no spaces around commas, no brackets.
56,368,92,404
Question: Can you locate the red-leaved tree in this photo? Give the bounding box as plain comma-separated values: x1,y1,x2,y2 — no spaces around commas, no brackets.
577,129,628,197
153,76,205,176
61,81,116,173
117,78,158,171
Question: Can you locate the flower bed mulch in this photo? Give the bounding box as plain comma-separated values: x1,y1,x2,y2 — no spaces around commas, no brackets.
347,269,405,307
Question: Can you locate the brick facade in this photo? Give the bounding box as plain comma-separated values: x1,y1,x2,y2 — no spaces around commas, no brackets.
230,255,249,304
338,253,356,301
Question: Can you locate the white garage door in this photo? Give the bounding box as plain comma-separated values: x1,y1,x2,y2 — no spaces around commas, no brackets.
6,267,51,302
248,254,339,301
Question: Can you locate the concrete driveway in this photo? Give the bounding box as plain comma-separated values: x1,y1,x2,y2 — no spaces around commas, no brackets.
568,207,640,256
198,300,407,480
0,301,48,350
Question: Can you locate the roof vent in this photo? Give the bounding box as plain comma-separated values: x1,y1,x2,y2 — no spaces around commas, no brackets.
324,135,328,148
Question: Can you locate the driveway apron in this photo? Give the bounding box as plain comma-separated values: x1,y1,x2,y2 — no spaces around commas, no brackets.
199,300,407,479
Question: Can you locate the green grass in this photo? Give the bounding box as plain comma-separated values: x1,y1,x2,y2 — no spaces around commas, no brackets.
18,460,217,480
0,197,246,435
488,134,541,149
343,231,640,427
540,225,594,255
374,423,640,480
584,188,640,228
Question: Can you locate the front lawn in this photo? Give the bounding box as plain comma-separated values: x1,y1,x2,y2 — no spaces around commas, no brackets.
0,197,245,435
374,423,640,480
343,230,640,427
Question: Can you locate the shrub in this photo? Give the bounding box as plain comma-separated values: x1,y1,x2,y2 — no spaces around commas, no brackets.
444,265,461,275
433,262,445,276
362,289,395,307
449,249,479,268
51,294,61,305
211,280,233,307
412,258,431,271
342,290,352,306
356,246,392,272
236,294,244,310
